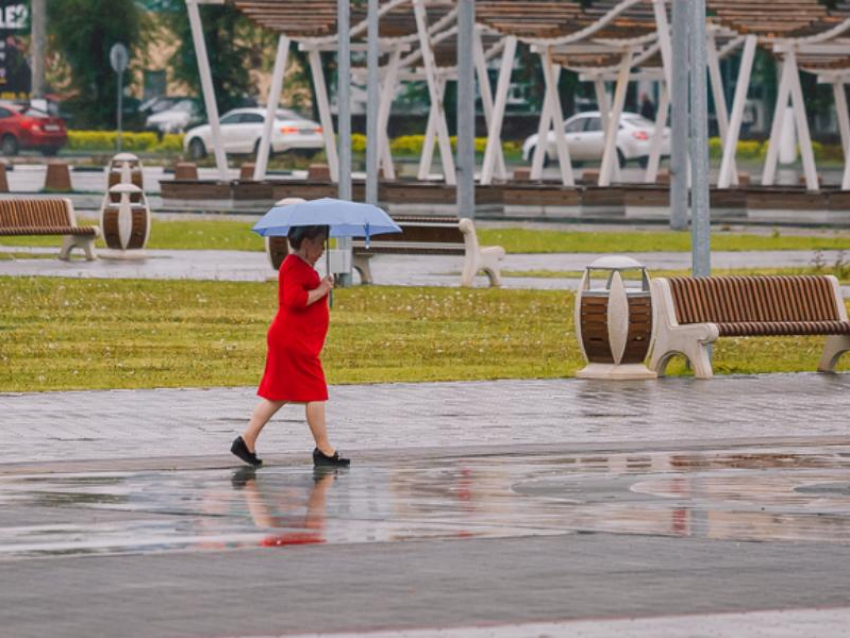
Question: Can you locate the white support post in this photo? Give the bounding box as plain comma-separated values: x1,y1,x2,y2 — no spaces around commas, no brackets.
413,0,456,185
530,77,555,180
186,0,228,180
645,83,669,183
652,0,673,89
833,82,850,190
599,50,632,187
786,51,819,191
418,78,444,180
254,36,290,181
594,79,621,182
718,35,756,189
762,58,793,187
475,34,508,181
707,31,738,185
307,47,339,183
378,49,402,180
540,48,574,186
480,35,516,185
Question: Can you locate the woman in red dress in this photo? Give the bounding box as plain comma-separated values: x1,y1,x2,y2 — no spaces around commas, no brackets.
231,225,350,468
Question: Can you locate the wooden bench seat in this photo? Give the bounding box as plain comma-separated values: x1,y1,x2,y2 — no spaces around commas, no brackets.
0,198,100,260
352,216,505,287
650,275,850,378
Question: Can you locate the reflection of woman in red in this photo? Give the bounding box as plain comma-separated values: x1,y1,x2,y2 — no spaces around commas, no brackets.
231,225,349,468
232,467,336,547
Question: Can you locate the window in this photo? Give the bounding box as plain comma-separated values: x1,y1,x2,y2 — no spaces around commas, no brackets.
584,117,602,132
220,113,241,125
143,70,167,101
0,107,12,119
565,118,586,133
239,113,264,124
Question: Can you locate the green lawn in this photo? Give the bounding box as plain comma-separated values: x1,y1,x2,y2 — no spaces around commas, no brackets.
1,277,847,393
3,219,850,254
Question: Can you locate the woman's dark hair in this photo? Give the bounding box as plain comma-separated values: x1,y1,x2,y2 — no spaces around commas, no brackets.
287,225,329,249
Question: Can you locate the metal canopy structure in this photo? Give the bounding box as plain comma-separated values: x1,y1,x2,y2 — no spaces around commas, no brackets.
191,1,850,198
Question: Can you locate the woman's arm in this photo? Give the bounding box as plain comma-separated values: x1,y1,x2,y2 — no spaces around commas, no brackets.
305,275,334,306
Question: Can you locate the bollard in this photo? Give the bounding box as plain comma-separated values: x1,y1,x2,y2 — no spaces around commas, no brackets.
45,162,72,192
513,167,532,182
0,161,8,193
174,162,199,180
240,163,256,181
307,164,332,182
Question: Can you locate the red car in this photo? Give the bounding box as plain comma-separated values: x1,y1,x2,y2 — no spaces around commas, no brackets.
0,102,67,156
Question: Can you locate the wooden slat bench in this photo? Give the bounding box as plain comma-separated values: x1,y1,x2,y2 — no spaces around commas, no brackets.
351,216,505,287
0,198,100,260
650,275,850,379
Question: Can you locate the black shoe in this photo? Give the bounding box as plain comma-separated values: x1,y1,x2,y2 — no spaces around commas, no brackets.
313,447,350,467
231,436,262,467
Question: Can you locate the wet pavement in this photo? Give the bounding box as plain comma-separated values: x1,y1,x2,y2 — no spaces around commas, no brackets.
2,245,849,294
2,374,850,635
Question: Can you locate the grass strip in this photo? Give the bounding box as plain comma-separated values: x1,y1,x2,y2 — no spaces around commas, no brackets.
3,220,850,254
0,277,847,393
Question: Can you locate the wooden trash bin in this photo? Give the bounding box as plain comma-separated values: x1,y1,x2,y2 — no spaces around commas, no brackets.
575,256,656,380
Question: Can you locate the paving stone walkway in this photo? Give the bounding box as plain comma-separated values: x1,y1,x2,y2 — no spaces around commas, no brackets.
3,373,849,466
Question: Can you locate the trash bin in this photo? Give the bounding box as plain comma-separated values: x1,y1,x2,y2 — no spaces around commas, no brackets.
575,256,656,380
106,152,144,190
100,183,151,257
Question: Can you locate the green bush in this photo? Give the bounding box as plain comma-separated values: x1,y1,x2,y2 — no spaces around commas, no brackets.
738,140,763,160
68,130,184,154
388,134,517,157
351,133,367,153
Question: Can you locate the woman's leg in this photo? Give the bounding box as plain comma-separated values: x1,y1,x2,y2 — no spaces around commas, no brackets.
242,399,286,452
305,401,334,456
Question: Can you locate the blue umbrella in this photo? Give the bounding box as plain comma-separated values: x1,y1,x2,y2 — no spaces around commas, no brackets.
252,198,401,248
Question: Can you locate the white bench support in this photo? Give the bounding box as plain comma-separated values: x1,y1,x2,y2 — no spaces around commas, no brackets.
459,218,504,287
649,278,719,379
59,234,98,261
818,277,850,373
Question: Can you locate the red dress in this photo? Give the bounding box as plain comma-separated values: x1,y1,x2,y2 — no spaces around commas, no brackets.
257,254,329,402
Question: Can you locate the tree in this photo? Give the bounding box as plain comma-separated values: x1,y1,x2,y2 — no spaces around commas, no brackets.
47,0,142,128
161,0,275,117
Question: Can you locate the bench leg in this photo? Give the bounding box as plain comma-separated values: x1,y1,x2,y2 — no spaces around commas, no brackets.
460,252,478,287
59,236,97,261
649,333,715,380
352,254,373,285
818,335,850,373
480,254,503,288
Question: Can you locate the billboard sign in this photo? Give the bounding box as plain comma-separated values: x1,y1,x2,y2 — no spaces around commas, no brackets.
0,1,30,100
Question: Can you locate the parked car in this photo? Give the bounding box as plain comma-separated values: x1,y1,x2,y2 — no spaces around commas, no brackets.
145,98,202,134
0,102,67,156
182,107,324,160
522,111,670,168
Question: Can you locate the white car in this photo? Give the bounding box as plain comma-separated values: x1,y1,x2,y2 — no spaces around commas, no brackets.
183,107,324,159
145,98,201,134
522,111,671,168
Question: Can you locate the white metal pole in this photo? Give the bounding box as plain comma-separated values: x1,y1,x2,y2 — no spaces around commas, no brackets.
457,0,475,216
418,85,440,180
254,36,290,181
833,82,850,190
762,58,793,187
599,50,632,186
366,0,380,204
670,0,689,230
652,0,673,89
480,35,516,185
186,0,228,180
594,79,621,182
689,0,711,278
338,0,352,202
707,31,738,185
540,49,574,186
718,35,756,189
378,49,402,180
413,0,456,185
786,51,819,191
307,47,340,182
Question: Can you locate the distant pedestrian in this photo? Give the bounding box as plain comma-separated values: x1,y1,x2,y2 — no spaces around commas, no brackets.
231,225,350,468
640,92,656,121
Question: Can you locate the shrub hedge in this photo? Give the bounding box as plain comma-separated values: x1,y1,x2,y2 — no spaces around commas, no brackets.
67,131,184,153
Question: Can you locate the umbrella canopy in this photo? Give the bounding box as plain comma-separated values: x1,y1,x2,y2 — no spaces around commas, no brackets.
252,198,401,244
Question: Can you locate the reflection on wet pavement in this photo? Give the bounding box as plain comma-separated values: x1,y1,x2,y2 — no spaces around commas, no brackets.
2,445,850,559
